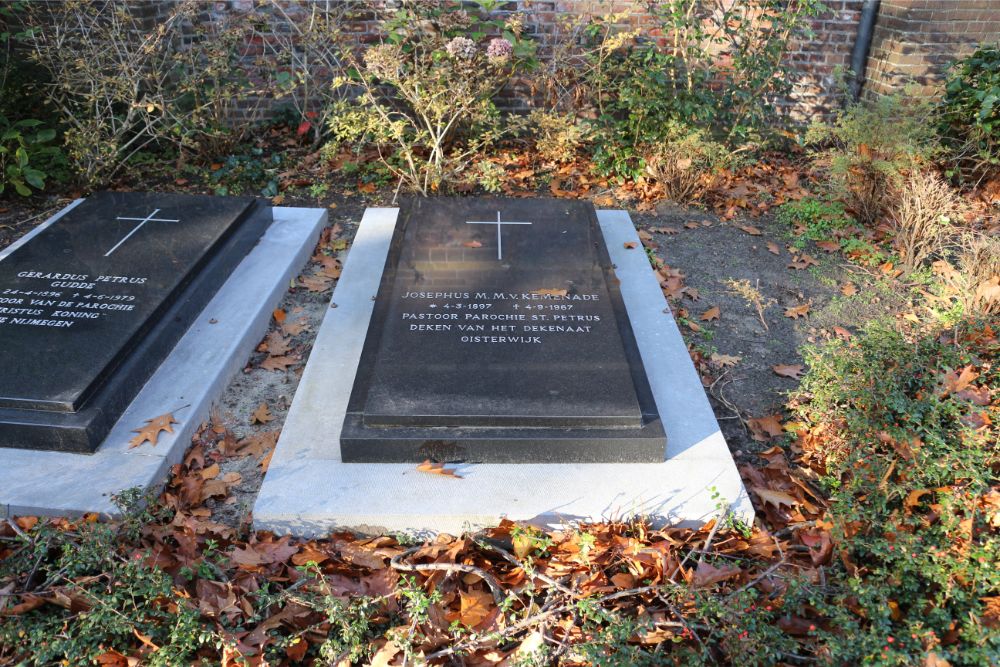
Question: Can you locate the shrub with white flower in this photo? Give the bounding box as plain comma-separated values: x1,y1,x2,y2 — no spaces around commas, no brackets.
486,37,513,62
328,3,536,195
445,36,477,60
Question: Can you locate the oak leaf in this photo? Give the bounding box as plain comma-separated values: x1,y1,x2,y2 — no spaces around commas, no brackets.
767,242,781,255
938,365,978,396
751,486,799,509
700,306,721,321
299,274,332,292
815,240,840,253
623,241,638,249
261,355,296,371
281,317,308,337
316,255,342,279
369,641,401,667
236,430,278,458
416,460,462,478
710,353,741,367
272,308,286,324
459,588,495,628
691,561,742,588
739,224,762,236
787,254,819,270
263,331,290,356
833,326,853,340
201,472,241,500
748,414,784,441
251,403,274,425
292,544,330,566
840,282,857,296
128,412,177,449
772,364,805,379
784,303,811,319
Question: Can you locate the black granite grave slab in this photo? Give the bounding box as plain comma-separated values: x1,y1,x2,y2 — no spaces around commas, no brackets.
341,197,665,463
0,191,272,452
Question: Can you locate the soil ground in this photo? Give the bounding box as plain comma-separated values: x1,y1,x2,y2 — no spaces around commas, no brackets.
3,189,871,527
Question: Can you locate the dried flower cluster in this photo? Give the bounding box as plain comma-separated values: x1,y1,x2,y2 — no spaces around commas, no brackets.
445,36,477,60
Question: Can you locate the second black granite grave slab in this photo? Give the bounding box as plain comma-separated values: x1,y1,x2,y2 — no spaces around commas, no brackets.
0,192,272,452
341,198,665,463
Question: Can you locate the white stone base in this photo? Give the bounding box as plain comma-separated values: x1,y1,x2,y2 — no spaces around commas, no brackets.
0,204,327,518
254,208,753,537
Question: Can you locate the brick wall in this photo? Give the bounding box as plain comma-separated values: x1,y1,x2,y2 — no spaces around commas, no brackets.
865,0,1000,99
137,0,1000,123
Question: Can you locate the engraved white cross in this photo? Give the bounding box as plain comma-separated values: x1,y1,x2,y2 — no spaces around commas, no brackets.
105,208,180,257
465,211,532,260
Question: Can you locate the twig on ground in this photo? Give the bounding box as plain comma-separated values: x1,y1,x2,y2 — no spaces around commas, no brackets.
473,538,578,598
390,545,506,605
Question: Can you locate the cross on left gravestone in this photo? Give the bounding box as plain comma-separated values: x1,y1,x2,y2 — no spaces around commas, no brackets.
0,191,273,453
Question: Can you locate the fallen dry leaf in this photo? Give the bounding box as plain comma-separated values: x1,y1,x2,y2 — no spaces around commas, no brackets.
261,355,296,372
416,460,462,478
299,274,332,292
751,486,799,509
772,364,805,379
251,403,274,425
263,331,290,356
235,430,278,459
700,306,721,321
459,588,495,628
833,326,853,340
463,240,483,248
739,224,762,236
784,303,811,319
128,412,177,449
767,242,781,255
840,282,857,296
532,288,568,297
623,241,638,249
691,561,742,588
939,365,979,396
748,414,784,441
710,353,741,367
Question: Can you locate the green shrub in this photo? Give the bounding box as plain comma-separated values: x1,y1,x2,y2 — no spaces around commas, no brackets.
0,2,64,195
806,91,940,225
791,320,1000,665
938,44,1000,187
0,493,209,665
572,1,824,180
0,114,59,196
777,197,853,241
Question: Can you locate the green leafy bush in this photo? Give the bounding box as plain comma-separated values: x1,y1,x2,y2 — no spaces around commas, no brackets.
570,1,824,180
1,2,64,196
791,320,1000,665
0,115,59,196
777,197,853,241
806,91,940,225
938,44,1000,187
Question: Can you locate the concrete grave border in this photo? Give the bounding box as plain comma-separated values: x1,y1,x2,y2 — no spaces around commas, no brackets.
254,208,753,536
0,203,326,518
